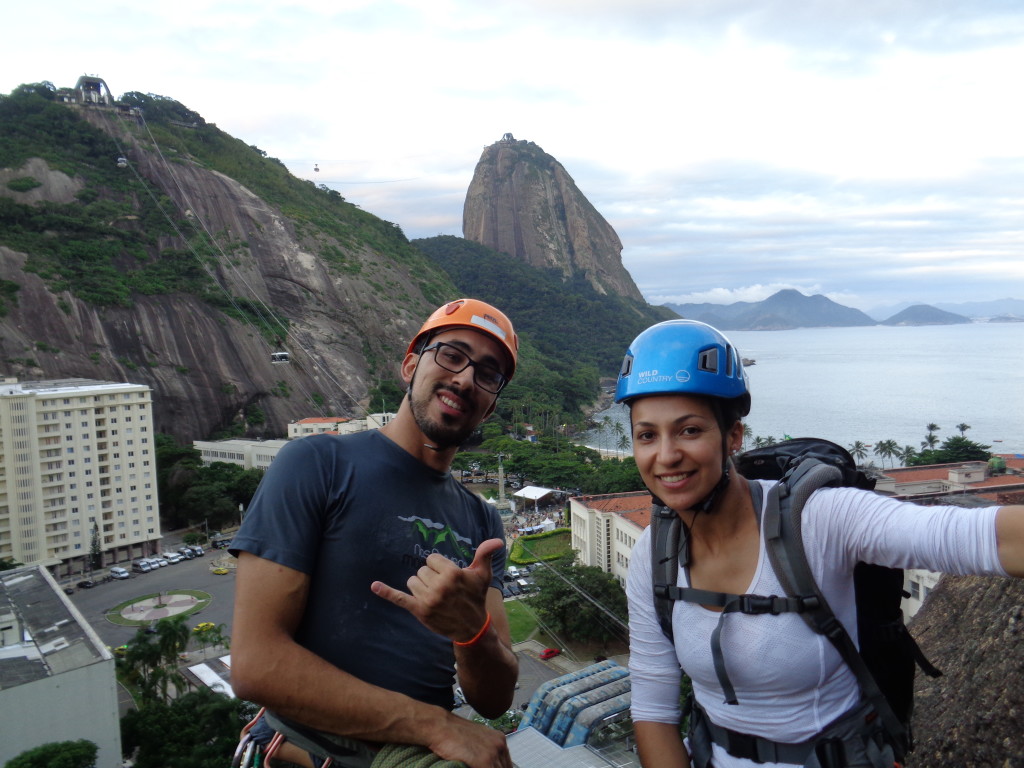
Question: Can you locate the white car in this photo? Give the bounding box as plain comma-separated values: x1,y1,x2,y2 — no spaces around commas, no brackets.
109,567,130,580
152,557,169,568
162,552,183,564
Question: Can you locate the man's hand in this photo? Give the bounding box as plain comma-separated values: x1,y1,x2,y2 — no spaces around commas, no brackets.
370,538,502,642
429,713,513,768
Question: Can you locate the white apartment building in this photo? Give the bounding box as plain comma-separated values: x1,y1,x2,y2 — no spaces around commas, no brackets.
0,378,160,578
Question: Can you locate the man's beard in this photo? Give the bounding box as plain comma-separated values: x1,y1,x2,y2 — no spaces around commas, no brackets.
409,382,479,449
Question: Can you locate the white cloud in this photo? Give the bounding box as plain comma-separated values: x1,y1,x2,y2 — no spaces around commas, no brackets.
3,1,1023,311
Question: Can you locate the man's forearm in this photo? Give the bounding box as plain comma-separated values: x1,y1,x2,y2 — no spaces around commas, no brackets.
454,591,518,718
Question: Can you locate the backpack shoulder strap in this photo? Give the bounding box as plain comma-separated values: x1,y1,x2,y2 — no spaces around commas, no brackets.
763,459,910,759
651,503,683,641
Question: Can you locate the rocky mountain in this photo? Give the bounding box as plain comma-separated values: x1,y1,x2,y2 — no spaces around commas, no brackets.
0,85,453,442
664,289,877,330
462,134,643,302
880,304,972,326
909,573,1024,766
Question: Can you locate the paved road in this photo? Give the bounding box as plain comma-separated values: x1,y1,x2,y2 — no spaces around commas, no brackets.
66,552,568,717
64,553,237,650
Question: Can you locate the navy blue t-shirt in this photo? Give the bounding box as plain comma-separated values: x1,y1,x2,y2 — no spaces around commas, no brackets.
231,431,506,709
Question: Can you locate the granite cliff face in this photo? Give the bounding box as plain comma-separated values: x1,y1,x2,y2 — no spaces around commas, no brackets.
0,105,448,442
463,135,643,302
909,574,1024,766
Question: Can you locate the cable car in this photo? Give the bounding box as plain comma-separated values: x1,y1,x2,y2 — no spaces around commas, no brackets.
117,156,128,168
314,164,319,173
271,351,290,364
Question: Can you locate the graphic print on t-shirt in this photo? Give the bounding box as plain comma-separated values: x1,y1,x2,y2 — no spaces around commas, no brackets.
399,514,475,567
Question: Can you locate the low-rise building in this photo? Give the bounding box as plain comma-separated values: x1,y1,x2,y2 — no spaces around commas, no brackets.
193,438,290,470
287,413,394,438
0,566,121,767
569,492,650,586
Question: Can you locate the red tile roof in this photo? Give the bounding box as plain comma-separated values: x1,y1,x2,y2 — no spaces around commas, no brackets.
574,492,653,530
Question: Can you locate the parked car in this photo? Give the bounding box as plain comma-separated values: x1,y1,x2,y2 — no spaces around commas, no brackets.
77,579,97,589
178,547,195,560
161,551,183,564
63,586,75,595
109,567,130,580
131,560,152,573
501,585,513,599
188,544,205,557
539,648,561,660
152,557,169,568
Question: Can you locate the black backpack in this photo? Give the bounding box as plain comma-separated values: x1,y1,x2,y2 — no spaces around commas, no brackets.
651,437,941,762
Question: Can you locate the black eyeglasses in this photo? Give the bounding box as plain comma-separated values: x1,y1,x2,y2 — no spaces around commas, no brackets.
422,342,508,394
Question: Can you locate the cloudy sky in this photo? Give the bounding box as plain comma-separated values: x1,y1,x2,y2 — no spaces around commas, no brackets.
4,1,1024,315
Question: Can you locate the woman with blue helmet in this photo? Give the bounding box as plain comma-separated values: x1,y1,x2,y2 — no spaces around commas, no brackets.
617,320,1024,768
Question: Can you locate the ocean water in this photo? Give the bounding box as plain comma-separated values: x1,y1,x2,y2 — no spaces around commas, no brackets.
586,323,1024,458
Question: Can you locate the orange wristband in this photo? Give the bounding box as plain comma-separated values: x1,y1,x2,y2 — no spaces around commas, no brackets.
453,611,492,647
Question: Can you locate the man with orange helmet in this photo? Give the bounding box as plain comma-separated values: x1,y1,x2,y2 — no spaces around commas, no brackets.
231,299,520,768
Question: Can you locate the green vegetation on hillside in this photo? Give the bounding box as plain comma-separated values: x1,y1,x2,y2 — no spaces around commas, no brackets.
0,85,210,305
0,83,455,322
414,234,677,433
414,235,677,376
117,91,452,305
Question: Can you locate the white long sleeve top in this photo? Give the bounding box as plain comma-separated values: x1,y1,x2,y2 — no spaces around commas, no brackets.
626,483,1006,767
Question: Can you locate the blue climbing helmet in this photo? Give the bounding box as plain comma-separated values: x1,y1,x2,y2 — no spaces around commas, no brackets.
615,319,751,415
616,319,751,514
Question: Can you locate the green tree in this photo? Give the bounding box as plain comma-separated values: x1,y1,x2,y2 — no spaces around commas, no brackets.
89,523,101,572
119,616,191,704
898,445,917,466
3,739,97,768
955,422,971,436
909,435,992,466
0,556,23,571
192,621,230,654
120,689,258,768
528,556,628,649
848,441,868,463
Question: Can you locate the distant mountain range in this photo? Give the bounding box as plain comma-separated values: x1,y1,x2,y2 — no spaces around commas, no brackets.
661,289,1022,330
868,297,1024,321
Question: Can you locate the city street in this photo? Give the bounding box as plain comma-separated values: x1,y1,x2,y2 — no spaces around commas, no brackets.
64,554,237,650
65,552,567,714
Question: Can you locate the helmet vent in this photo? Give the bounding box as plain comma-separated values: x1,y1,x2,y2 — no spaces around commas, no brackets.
725,345,734,377
698,348,719,374
619,354,633,378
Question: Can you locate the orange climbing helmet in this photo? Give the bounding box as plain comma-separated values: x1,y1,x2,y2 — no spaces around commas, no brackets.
407,298,519,378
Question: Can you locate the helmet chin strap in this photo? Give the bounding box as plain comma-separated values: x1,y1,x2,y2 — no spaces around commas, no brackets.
693,459,731,514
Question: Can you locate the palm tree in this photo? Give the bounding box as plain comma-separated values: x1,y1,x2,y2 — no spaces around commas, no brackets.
956,422,971,436
612,421,626,456
899,445,917,466
849,441,869,463
616,433,630,457
600,416,614,454
921,433,939,450
874,439,899,469
742,424,752,451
